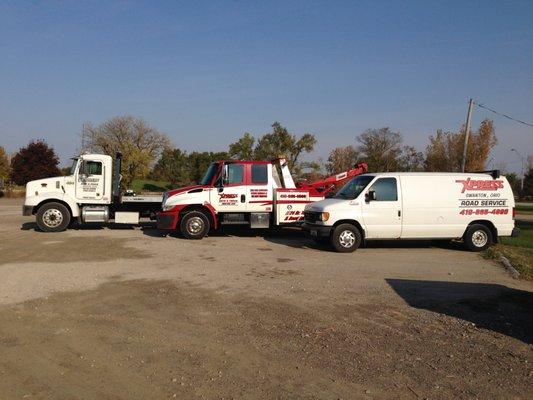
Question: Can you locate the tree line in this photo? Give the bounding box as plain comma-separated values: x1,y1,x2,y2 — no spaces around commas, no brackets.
1,115,532,197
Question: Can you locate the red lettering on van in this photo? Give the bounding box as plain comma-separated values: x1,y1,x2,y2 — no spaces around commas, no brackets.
455,178,504,193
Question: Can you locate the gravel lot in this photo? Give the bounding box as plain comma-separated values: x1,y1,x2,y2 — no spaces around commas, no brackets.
0,198,531,399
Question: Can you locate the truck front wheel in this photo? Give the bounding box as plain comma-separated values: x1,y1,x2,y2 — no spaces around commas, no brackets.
180,211,210,240
331,224,361,253
36,202,71,232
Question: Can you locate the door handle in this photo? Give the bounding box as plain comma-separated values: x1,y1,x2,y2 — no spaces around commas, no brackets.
241,194,246,203
398,210,401,217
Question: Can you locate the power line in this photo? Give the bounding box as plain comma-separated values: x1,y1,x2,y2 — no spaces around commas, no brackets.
476,102,533,128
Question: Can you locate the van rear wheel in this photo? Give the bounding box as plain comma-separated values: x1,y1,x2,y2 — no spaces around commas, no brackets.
464,224,493,252
331,224,361,253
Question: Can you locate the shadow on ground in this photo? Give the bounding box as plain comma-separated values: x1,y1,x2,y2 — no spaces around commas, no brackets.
140,224,469,252
387,278,533,344
22,221,157,232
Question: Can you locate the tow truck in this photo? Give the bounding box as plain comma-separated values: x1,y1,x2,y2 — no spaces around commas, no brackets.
157,158,368,239
23,153,162,232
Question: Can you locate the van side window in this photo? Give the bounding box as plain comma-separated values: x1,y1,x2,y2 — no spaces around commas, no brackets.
227,164,244,184
369,178,397,201
251,164,268,184
86,161,102,175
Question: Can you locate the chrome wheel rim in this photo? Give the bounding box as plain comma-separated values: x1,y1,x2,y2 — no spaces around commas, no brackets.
42,209,63,228
472,230,488,247
339,230,356,248
187,216,204,235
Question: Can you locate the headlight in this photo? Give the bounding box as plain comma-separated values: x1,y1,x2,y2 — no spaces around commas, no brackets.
162,202,174,212
319,212,330,222
161,192,173,211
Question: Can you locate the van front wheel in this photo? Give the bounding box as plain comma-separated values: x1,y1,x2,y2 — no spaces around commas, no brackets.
331,224,361,253
464,224,493,252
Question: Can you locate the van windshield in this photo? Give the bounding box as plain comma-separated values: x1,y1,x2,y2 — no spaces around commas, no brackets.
200,163,219,185
335,175,374,199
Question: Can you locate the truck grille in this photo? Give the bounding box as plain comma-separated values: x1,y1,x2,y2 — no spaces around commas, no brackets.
304,211,320,223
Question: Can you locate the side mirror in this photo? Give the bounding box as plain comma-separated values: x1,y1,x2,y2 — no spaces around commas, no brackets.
365,190,376,202
221,165,229,186
78,161,88,176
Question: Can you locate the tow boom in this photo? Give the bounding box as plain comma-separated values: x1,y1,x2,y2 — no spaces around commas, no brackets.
297,162,368,195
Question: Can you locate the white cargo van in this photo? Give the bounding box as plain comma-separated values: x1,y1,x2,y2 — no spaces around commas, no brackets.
302,171,519,252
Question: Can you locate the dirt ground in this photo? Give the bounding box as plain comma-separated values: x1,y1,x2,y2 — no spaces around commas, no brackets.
0,198,531,399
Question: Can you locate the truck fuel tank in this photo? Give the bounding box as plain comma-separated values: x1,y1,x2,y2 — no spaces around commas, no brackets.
81,206,109,223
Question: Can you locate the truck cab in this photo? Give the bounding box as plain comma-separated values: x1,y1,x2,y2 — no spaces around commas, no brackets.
157,160,281,238
23,153,162,232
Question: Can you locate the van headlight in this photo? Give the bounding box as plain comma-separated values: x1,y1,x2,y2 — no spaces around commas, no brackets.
318,212,330,222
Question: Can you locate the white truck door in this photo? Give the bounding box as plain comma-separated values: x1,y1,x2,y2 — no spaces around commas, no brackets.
247,163,273,213
76,160,105,201
361,177,402,239
211,163,248,212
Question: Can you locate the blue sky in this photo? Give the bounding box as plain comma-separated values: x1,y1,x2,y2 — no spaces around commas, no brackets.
1,0,532,171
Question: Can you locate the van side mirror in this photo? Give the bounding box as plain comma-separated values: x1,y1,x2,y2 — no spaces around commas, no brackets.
365,190,376,202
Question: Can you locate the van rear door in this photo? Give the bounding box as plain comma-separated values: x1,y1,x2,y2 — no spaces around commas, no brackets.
361,176,402,239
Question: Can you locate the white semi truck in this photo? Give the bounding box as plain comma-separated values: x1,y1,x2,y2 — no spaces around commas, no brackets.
23,153,162,232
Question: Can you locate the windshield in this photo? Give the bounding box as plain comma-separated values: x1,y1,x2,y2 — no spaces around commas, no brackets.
334,175,374,199
200,163,219,185
69,158,79,175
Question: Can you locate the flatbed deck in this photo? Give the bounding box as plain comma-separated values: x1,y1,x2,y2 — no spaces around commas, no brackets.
122,195,163,203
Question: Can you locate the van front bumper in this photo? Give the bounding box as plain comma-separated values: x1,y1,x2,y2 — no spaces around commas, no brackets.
302,223,332,238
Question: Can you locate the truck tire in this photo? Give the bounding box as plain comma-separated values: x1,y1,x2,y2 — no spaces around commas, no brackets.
331,224,361,253
180,211,210,240
36,202,71,232
463,224,493,252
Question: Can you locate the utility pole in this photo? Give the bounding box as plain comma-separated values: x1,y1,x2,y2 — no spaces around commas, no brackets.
461,98,475,172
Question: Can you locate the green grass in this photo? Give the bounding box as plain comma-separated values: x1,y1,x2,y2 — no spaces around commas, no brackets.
485,220,533,280
131,179,172,193
501,220,533,249
515,204,533,215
